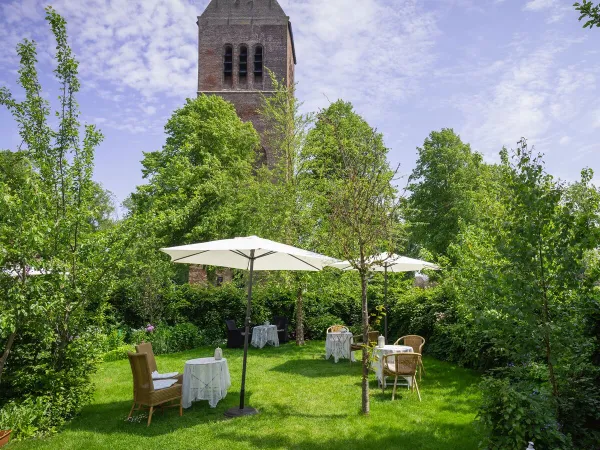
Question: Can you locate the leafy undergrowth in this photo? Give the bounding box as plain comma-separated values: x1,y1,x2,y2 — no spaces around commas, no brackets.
8,341,482,450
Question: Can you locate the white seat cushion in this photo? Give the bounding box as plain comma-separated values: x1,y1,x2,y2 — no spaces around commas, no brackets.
153,378,177,390
152,371,179,380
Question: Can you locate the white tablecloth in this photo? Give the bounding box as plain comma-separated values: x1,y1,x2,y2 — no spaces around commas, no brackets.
372,345,414,388
251,324,279,349
182,357,231,408
325,331,356,363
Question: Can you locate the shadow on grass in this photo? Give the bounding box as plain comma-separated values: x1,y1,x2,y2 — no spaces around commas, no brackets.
211,421,479,450
65,389,260,437
269,358,363,378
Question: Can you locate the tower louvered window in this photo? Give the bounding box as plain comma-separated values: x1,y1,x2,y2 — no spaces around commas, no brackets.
254,45,263,83
224,45,233,86
239,45,248,84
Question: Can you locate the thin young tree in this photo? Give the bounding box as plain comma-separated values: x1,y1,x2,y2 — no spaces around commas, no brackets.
254,71,313,345
304,101,399,414
0,7,110,402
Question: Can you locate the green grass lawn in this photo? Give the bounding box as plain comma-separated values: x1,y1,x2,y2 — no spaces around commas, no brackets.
8,341,482,450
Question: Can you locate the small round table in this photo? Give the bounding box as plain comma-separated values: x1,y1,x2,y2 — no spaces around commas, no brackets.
372,345,414,387
325,331,356,363
251,324,279,349
182,357,231,408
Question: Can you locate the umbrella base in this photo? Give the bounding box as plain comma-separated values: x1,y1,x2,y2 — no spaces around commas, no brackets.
224,406,259,418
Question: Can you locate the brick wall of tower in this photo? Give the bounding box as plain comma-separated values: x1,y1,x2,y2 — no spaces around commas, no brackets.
197,0,295,167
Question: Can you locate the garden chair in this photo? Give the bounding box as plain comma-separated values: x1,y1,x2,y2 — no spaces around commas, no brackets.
381,352,421,401
394,335,425,380
127,352,183,426
273,316,289,343
350,330,379,364
135,342,183,383
326,325,348,333
225,319,251,349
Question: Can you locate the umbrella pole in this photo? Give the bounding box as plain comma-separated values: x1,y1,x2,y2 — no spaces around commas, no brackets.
225,250,258,418
384,266,388,344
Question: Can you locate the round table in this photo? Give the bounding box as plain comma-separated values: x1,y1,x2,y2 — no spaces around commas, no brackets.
372,345,414,388
251,324,279,349
182,357,231,408
325,331,356,363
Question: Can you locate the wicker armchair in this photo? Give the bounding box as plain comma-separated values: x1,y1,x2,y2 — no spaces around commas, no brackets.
135,342,183,384
326,325,348,333
381,352,421,401
350,331,379,363
127,352,183,426
394,335,426,380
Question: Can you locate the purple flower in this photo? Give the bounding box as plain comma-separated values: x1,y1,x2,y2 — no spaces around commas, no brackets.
145,324,155,333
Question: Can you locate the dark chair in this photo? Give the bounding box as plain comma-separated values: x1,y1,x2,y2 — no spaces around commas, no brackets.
273,316,289,343
225,319,250,349
350,331,379,364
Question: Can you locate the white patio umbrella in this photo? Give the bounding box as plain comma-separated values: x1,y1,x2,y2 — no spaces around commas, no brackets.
329,253,439,343
161,236,338,418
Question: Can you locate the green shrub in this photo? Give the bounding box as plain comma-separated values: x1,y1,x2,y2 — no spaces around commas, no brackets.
102,345,134,362
170,322,204,351
0,396,52,441
477,376,571,449
304,313,344,340
129,322,203,354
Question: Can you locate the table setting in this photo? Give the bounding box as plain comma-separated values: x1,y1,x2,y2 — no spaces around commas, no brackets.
182,348,231,408
325,329,356,363
371,339,414,388
251,321,279,349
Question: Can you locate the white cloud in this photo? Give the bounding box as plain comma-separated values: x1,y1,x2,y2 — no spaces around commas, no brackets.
524,0,556,11
281,0,439,116
523,0,570,23
451,30,599,161
0,0,203,99
142,105,157,116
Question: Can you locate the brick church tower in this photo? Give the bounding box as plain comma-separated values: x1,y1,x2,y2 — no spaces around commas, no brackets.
197,0,297,167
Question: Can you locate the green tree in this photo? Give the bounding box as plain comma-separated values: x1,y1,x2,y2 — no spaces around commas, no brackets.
113,95,260,326
447,139,600,447
407,128,484,257
249,71,314,345
128,95,259,245
574,1,600,28
305,101,399,414
88,182,117,231
0,8,118,426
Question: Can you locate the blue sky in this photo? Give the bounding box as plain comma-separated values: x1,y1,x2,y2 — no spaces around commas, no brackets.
1,0,599,213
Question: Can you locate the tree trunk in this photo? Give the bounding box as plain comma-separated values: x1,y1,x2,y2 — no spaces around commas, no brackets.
295,285,305,346
0,331,17,385
538,241,558,398
360,271,370,415
542,294,558,398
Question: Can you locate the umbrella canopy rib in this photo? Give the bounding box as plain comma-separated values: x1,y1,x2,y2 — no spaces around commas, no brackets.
172,250,210,263
254,251,277,260
288,254,322,271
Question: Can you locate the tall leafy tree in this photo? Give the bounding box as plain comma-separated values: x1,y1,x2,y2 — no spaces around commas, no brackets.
449,139,600,447
128,95,259,246
249,72,314,345
0,7,118,423
113,95,260,326
407,128,484,258
574,1,600,28
305,101,399,414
